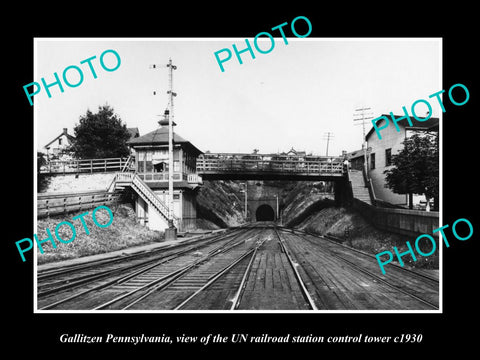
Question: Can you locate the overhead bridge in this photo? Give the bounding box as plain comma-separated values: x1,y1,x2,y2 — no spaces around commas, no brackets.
196,153,345,181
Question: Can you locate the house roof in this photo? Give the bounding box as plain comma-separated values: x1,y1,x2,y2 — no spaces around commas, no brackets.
281,147,307,157
127,127,140,139
127,126,203,155
366,114,439,141
346,149,364,160
44,128,75,149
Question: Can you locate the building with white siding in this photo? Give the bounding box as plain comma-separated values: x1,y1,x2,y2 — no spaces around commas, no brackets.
43,128,75,160
365,114,439,208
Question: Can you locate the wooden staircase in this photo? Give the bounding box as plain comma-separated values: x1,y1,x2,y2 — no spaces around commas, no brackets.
348,169,372,205
109,172,179,228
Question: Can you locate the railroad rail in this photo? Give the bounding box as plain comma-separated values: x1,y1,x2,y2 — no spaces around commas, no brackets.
174,225,319,311
93,227,259,310
37,223,439,311
272,228,318,310
37,227,257,310
276,227,439,310
150,238,264,311
281,226,439,283
37,227,250,308
122,226,317,311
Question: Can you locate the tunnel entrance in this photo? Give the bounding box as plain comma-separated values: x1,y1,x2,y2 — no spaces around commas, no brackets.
255,204,275,221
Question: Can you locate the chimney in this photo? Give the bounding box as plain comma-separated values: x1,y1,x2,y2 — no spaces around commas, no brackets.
63,128,68,135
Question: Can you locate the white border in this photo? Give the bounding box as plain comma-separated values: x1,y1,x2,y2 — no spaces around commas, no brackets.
33,37,443,314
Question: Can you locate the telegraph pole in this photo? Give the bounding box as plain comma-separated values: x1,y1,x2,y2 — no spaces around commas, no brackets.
353,107,373,166
151,59,177,240
323,132,334,157
166,59,177,239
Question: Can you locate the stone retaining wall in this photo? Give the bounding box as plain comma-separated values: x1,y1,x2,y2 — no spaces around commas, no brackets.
352,198,439,238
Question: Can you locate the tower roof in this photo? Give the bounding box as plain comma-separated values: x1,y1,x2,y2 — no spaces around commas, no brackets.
127,126,203,156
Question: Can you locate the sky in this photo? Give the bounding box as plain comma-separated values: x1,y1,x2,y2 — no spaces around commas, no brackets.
34,38,441,157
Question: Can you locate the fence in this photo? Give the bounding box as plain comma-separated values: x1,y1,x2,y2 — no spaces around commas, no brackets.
196,156,344,175
39,157,132,174
37,190,121,218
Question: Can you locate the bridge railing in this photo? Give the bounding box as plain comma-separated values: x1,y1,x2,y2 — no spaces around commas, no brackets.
39,157,133,174
196,156,344,175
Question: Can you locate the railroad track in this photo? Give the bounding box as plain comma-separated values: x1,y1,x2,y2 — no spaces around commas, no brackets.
37,228,241,284
39,224,319,311
275,227,439,310
280,226,439,282
37,226,257,310
174,226,318,311
92,229,264,310
38,223,437,311
272,228,318,310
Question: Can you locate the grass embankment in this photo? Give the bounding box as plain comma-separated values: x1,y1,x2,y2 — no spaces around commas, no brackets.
36,203,161,265
289,205,438,271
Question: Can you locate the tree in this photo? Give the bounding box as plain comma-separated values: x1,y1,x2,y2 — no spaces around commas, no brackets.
69,105,131,159
384,132,439,211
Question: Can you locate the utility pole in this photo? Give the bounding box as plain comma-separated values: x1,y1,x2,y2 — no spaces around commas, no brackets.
151,59,177,240
323,132,334,157
353,107,373,167
166,59,177,238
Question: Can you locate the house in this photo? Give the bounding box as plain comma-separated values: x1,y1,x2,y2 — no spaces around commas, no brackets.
271,147,307,161
127,121,203,231
284,147,306,159
365,114,439,208
43,128,75,160
345,147,366,171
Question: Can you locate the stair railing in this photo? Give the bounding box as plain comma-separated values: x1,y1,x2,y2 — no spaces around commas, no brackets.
108,172,179,227
362,163,377,206
130,174,179,227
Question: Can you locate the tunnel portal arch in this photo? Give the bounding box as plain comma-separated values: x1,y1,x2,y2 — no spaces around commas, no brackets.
255,204,275,221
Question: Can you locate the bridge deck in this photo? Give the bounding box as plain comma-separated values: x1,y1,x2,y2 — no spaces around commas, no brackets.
196,155,345,180
39,154,346,181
